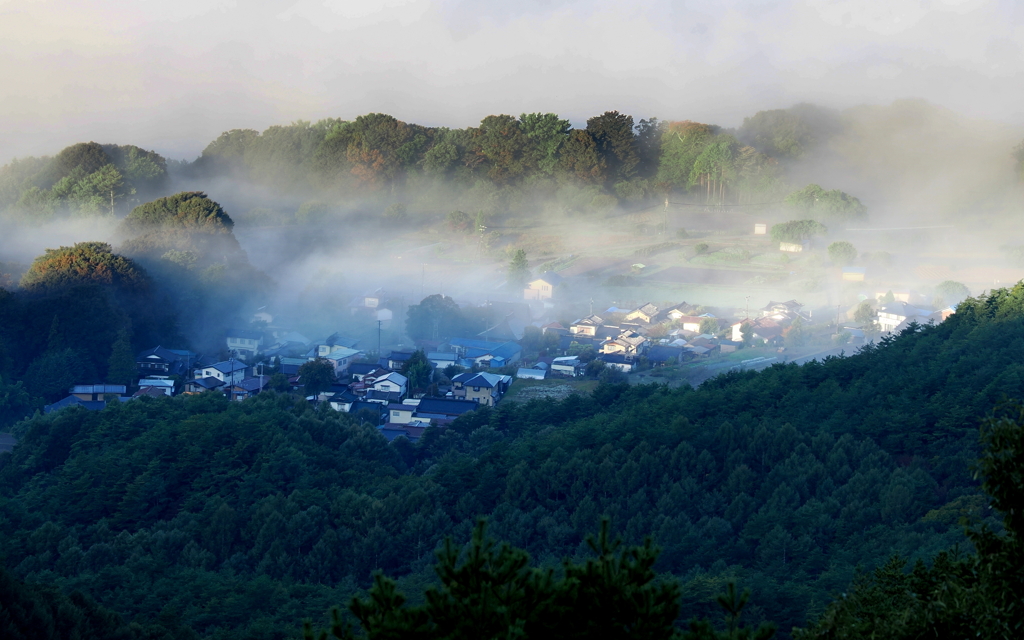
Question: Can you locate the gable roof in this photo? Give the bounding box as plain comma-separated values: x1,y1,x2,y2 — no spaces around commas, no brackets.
190,376,225,390
204,360,247,374
349,362,378,375
632,303,659,317
374,372,409,386
452,372,508,388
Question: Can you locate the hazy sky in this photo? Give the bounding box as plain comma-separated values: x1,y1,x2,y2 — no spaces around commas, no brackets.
1,0,1022,162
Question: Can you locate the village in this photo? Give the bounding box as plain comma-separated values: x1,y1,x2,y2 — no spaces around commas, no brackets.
41,243,956,445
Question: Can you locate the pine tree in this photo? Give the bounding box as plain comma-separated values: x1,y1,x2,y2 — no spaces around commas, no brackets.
107,328,137,386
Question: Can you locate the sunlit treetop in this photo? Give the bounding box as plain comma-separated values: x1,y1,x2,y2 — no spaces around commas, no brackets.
119,192,234,236
19,241,150,293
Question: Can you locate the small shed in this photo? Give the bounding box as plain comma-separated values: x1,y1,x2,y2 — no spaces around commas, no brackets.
516,368,546,380
754,223,767,235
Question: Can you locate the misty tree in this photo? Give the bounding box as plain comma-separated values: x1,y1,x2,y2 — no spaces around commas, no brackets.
827,241,857,266
1014,139,1024,182
935,280,970,307
446,210,472,233
407,294,464,341
770,220,827,245
400,350,432,390
783,317,807,347
853,301,876,325
784,184,866,221
298,358,335,401
698,317,719,335
507,249,530,288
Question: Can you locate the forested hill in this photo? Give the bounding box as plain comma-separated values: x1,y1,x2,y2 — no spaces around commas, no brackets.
3,284,1024,638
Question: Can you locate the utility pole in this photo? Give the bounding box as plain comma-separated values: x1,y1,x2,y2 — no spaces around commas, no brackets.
377,320,382,359
745,295,750,320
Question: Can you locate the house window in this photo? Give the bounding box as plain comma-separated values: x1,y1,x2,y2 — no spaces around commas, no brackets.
473,386,480,392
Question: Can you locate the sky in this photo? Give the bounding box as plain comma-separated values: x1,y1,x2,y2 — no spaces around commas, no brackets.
1,0,1023,163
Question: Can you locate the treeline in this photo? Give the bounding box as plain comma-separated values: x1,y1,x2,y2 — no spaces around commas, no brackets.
5,282,1024,636
0,142,168,219
1,105,866,224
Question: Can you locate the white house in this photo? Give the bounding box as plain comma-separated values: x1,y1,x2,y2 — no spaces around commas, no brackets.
196,361,247,384
372,372,408,397
878,301,934,332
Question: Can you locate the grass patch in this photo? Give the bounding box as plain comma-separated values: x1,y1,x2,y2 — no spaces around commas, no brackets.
503,377,599,403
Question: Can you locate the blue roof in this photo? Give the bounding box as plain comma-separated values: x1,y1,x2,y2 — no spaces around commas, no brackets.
44,396,106,414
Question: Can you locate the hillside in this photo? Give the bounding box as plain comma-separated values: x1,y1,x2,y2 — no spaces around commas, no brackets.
4,283,1024,637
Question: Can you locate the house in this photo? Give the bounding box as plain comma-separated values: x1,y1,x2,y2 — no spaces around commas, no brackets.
328,388,359,412
754,223,767,235
378,423,431,443
386,404,418,425
415,397,483,421
228,375,270,400
601,331,648,355
646,345,685,366
551,356,583,377
136,346,197,377
371,371,408,397
673,316,705,333
348,401,387,424
427,352,457,370
44,395,116,413
349,362,380,380
596,353,636,372
132,386,168,399
761,300,804,320
516,367,546,380
451,372,513,406
523,271,563,300
71,384,127,401
196,360,248,384
659,303,697,322
570,315,603,336
138,378,174,396
878,301,934,332
319,346,362,375
731,318,784,344
449,338,522,368
226,329,264,361
185,377,225,393
385,351,416,371
365,389,405,405
624,303,660,324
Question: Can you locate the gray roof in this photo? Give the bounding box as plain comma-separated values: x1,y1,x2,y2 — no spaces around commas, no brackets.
208,360,248,374
416,398,481,416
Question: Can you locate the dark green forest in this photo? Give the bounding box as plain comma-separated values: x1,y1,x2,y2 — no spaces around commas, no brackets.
4,283,1024,637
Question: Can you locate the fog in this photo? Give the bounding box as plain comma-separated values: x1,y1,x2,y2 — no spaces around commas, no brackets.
2,1,1024,162
2,1,1024,358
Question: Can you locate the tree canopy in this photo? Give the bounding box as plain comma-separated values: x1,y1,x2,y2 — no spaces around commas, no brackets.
19,242,149,293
